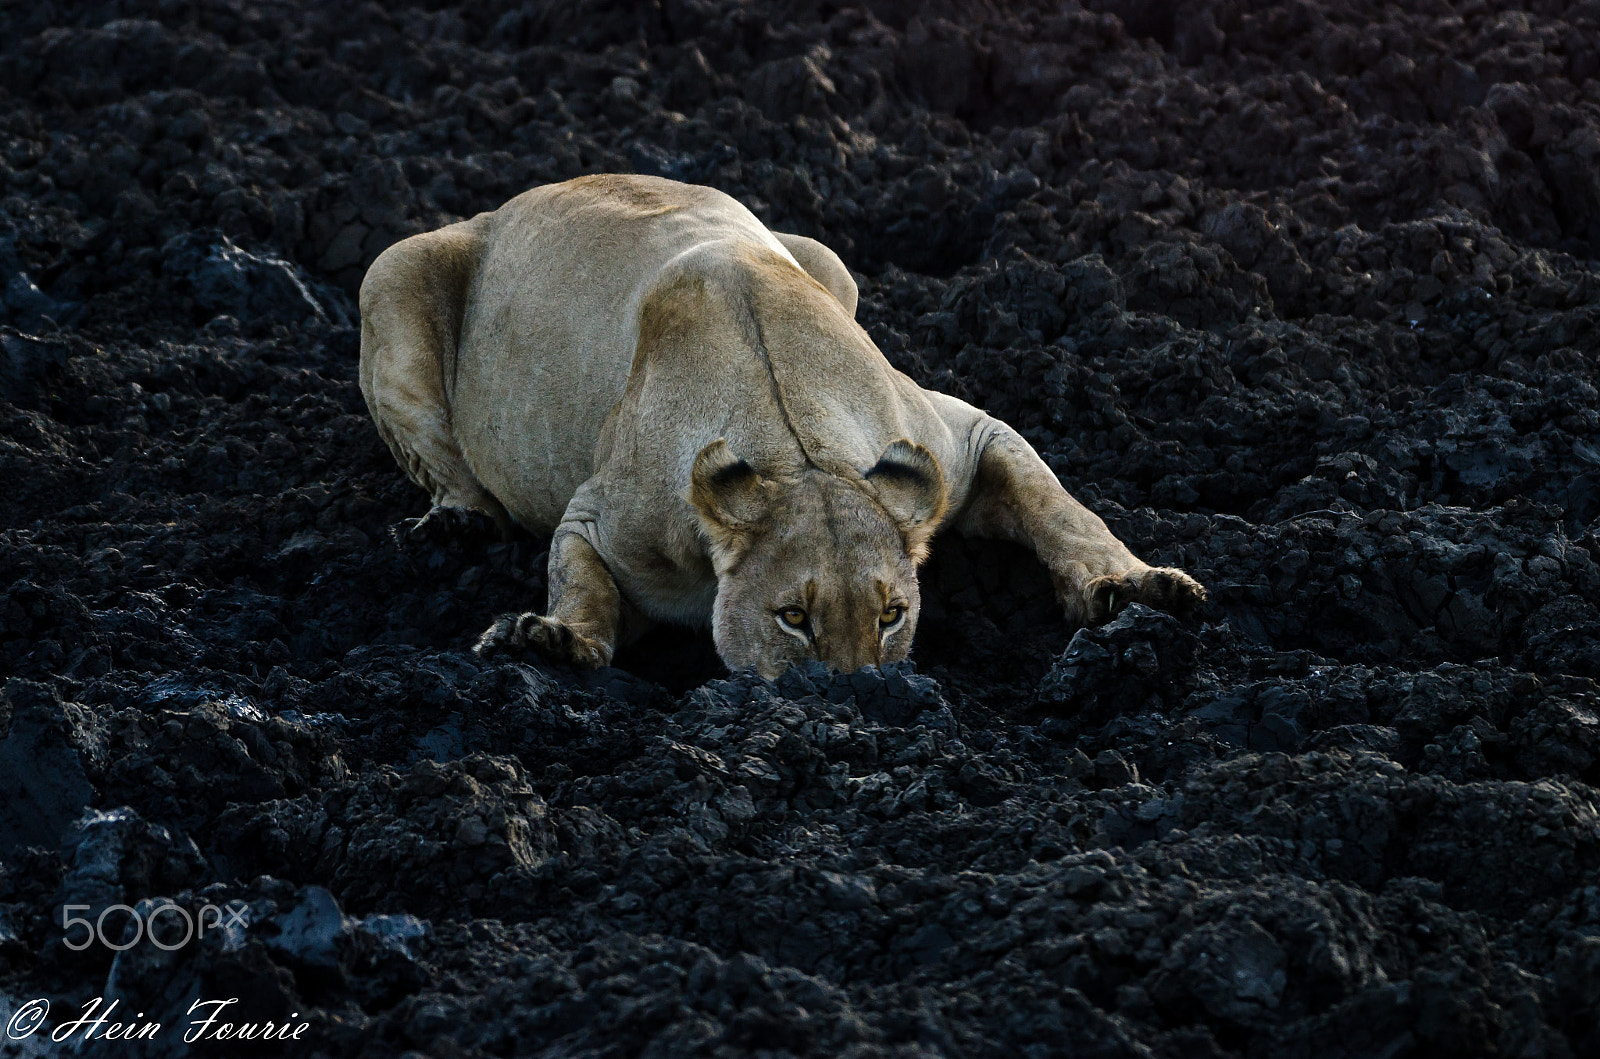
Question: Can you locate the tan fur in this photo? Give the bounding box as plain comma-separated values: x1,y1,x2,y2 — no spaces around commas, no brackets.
359,175,1205,678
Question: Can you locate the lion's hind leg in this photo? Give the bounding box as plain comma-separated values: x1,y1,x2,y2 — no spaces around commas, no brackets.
358,224,510,539
774,231,858,317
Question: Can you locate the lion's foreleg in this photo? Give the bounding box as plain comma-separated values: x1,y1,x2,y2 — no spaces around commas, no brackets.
954,424,1206,625
475,530,620,668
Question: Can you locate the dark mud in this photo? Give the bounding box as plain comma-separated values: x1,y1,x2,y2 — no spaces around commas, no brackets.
3,1,1600,1055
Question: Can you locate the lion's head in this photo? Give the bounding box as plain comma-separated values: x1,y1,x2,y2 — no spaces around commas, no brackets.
689,437,947,678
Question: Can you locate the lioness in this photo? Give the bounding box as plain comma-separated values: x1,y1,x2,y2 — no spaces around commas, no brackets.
359,175,1204,678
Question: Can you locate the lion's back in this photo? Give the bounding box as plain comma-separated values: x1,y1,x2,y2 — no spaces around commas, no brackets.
445,176,796,530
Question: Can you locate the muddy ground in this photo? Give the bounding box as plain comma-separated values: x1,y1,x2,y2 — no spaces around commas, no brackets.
3,0,1600,1055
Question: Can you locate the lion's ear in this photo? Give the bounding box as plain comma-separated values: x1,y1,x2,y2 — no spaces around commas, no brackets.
865,439,947,564
690,439,773,562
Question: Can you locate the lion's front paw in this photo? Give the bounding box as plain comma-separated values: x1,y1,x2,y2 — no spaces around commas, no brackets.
474,612,612,668
1082,566,1208,624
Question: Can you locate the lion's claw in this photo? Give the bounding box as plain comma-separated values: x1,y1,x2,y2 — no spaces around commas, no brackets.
401,505,500,547
474,612,610,668
1083,566,1207,624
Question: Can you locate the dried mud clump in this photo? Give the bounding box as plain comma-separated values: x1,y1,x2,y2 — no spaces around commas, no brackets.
3,1,1600,1056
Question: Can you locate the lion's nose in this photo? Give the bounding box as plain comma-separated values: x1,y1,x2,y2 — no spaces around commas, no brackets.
818,638,880,674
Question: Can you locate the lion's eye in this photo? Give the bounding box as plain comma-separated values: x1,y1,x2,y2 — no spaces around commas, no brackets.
778,606,808,628
879,605,905,627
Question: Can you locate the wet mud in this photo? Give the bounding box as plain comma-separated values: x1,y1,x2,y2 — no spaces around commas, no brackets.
3,1,1600,1056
